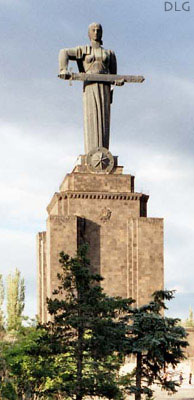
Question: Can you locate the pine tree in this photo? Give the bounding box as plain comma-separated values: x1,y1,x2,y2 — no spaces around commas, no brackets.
122,290,188,400
7,269,25,331
42,245,133,400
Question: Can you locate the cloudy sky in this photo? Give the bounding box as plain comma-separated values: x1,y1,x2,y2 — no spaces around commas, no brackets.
0,0,194,320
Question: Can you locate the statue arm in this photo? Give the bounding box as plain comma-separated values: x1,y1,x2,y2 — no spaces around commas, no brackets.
59,47,81,74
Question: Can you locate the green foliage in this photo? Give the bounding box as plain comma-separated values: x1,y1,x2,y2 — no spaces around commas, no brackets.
0,274,5,332
0,250,188,400
0,326,54,399
0,381,17,400
122,290,188,400
7,269,25,331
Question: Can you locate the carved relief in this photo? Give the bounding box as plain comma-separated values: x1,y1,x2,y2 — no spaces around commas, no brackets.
100,207,112,222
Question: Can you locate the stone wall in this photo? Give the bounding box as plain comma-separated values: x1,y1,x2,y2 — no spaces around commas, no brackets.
37,164,164,321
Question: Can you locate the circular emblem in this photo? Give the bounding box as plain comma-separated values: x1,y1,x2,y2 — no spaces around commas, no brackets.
87,147,114,174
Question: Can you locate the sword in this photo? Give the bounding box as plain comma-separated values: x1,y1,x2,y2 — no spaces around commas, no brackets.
58,72,145,85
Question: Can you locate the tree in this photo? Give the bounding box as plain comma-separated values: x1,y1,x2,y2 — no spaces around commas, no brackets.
122,290,188,400
1,253,188,400
0,246,132,400
41,245,133,400
0,326,54,400
0,274,4,332
7,269,25,331
185,306,194,328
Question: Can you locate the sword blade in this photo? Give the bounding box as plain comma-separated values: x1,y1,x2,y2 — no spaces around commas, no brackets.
58,72,145,84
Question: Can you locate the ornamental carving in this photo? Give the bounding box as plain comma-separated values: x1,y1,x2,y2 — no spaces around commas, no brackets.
100,207,112,222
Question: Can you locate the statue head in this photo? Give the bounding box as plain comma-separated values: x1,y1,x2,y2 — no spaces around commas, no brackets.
88,23,103,45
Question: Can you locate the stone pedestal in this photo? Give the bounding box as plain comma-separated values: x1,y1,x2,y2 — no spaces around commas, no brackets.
37,158,163,323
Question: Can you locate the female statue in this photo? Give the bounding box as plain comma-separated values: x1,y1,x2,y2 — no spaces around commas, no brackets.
59,23,117,154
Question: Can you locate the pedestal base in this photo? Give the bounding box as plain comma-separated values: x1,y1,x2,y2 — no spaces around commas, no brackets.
37,160,163,323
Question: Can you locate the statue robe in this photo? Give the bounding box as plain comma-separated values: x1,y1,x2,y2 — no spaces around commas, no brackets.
59,45,117,153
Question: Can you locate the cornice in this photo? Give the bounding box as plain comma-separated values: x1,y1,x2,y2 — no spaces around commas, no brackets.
47,191,149,213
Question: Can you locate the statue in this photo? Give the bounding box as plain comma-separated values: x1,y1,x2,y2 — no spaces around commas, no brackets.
59,23,144,161
59,23,117,153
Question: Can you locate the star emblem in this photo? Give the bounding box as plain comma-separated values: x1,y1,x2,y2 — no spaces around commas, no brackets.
92,151,110,170
87,147,114,174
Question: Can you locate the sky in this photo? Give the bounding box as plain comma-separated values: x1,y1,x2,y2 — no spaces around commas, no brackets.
0,0,194,320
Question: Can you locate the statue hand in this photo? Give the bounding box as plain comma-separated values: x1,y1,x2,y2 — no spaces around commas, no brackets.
59,69,71,79
115,79,124,86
